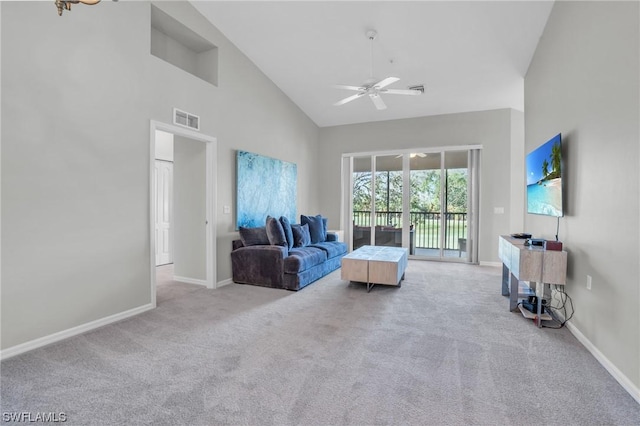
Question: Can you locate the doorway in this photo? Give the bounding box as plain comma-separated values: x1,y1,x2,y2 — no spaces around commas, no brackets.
344,146,480,263
409,150,470,259
149,121,217,308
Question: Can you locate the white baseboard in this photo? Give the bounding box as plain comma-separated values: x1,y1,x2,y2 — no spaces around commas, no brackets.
0,303,154,361
216,278,233,288
565,321,640,404
479,261,502,267
173,275,207,286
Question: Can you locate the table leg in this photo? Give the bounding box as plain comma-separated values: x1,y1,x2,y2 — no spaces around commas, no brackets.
534,282,549,328
501,264,510,296
509,272,519,311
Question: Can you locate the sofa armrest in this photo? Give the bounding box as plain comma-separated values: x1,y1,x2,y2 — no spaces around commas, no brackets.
231,245,288,286
326,232,338,242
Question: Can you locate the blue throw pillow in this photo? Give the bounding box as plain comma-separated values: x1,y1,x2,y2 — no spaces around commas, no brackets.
238,226,269,246
300,214,327,243
300,224,311,246
279,216,294,250
266,216,287,246
291,223,311,247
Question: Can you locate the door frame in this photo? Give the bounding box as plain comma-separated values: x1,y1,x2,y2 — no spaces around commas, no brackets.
149,120,217,308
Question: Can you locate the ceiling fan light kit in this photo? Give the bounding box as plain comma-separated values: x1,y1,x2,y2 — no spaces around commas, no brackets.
334,29,424,110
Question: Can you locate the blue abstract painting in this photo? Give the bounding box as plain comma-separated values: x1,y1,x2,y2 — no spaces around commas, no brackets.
236,151,297,228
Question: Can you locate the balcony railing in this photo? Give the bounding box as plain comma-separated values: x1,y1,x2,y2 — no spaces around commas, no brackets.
353,210,467,250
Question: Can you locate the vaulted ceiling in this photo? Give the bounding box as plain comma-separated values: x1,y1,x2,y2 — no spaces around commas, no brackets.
192,1,554,127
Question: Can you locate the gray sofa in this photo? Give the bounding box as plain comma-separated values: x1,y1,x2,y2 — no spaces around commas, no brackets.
231,215,347,291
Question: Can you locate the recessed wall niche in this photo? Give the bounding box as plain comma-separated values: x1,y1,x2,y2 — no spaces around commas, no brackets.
150,5,218,87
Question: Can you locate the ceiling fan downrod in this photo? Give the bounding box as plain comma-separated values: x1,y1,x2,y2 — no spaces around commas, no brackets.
367,30,377,82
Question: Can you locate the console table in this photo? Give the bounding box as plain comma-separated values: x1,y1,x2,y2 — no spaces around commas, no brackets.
498,235,567,327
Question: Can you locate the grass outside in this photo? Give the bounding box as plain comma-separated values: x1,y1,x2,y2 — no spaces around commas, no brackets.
354,215,467,250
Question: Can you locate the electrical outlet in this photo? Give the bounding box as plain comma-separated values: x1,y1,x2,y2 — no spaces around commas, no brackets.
223,205,231,214
586,275,592,290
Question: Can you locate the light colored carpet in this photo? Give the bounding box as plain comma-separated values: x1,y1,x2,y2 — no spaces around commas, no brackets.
155,264,202,305
2,261,639,425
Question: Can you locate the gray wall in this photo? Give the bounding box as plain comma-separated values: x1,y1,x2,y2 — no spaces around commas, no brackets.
318,109,524,263
1,1,319,350
525,1,639,389
173,136,206,281
509,109,525,232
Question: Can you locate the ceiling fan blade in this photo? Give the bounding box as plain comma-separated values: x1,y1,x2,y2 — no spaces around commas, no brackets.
334,92,365,106
369,94,387,110
373,77,400,89
333,84,366,91
381,88,423,96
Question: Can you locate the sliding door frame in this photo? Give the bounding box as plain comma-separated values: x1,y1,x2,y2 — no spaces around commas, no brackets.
342,145,481,263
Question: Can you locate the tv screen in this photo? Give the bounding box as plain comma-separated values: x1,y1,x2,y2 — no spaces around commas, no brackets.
526,133,564,217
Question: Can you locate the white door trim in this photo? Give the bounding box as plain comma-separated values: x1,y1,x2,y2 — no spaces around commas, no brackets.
149,121,217,308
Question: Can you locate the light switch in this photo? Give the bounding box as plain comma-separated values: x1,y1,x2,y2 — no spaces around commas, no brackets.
223,205,231,214
494,207,504,214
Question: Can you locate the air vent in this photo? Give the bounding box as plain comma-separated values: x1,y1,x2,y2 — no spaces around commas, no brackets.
173,108,200,131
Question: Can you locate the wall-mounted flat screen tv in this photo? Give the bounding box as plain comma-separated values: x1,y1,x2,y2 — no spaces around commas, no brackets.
526,133,564,217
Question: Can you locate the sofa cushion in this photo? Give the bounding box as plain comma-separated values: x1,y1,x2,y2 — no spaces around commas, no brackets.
279,216,294,250
266,216,287,246
300,214,327,243
301,224,312,246
310,241,348,260
238,226,269,246
291,223,311,247
284,247,327,273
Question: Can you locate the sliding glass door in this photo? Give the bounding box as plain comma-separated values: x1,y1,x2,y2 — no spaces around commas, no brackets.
409,152,442,258
374,155,405,250
346,147,479,263
352,156,372,250
409,151,469,259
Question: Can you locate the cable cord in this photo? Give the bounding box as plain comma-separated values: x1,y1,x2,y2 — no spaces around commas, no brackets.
542,285,574,329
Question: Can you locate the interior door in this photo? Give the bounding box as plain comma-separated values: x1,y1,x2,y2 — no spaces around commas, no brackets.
155,160,173,266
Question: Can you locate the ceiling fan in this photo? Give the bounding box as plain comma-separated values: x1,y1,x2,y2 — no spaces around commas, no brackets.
334,30,424,110
395,153,427,159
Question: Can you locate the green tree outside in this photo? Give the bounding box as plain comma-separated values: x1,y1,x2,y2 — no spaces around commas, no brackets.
352,168,468,249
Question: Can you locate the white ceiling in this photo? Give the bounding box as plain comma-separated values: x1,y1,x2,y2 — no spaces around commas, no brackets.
191,1,554,128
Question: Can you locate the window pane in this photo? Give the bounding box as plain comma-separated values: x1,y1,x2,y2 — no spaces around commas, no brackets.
409,153,441,257
444,151,468,257
374,155,403,249
352,156,372,249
